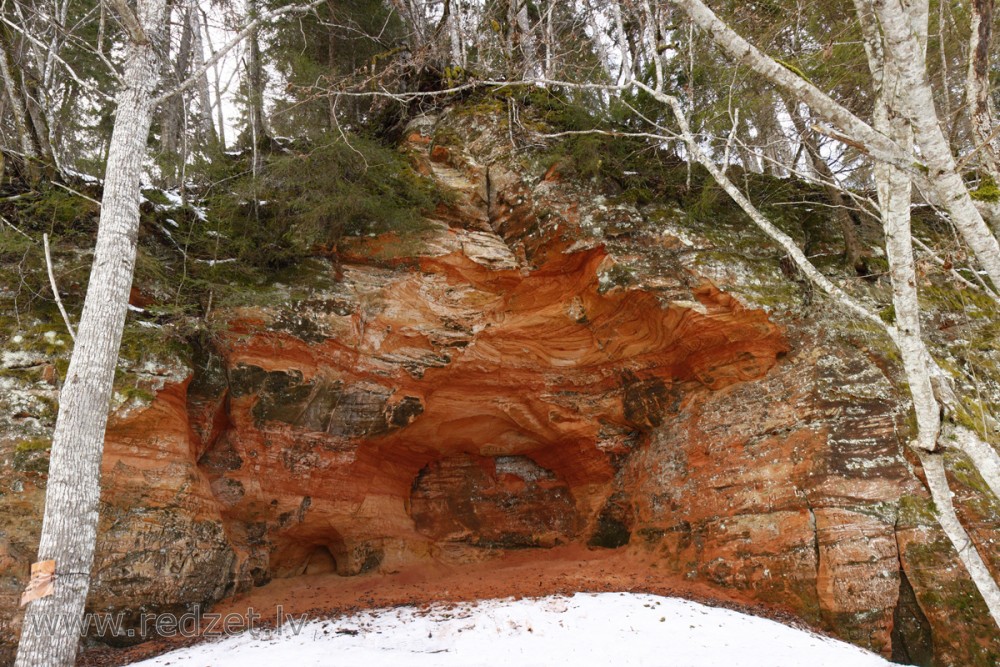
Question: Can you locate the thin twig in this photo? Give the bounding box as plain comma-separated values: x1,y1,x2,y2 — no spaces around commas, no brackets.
913,236,1000,302
43,233,76,341
1,214,33,240
51,181,101,208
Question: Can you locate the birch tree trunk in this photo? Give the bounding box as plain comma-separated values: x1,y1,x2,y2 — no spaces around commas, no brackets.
161,3,194,160
199,8,228,149
513,0,539,78
965,0,1000,181
871,0,1000,285
0,28,40,182
246,0,269,151
670,0,1000,290
14,0,166,664
445,0,467,68
189,6,218,147
852,0,942,452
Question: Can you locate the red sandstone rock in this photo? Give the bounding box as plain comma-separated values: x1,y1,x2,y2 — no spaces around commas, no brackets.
2,115,999,667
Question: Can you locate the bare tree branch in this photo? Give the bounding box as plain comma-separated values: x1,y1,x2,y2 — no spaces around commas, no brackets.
43,232,75,341
152,0,325,105
106,0,148,45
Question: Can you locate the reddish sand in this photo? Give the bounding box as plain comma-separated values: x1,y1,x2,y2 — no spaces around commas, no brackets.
77,545,803,667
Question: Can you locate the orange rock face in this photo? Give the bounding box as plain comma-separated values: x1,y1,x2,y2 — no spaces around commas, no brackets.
3,115,1000,667
185,242,787,584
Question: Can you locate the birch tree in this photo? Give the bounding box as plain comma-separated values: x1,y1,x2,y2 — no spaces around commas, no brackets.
651,0,1000,628
965,0,1000,184
669,0,1000,291
13,1,323,664
0,23,42,182
14,0,168,664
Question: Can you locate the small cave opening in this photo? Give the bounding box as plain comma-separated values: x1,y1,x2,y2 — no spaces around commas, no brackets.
269,540,342,579
302,545,339,575
408,453,581,548
587,492,633,549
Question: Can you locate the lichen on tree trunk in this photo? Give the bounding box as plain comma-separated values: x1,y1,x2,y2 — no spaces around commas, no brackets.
13,0,165,664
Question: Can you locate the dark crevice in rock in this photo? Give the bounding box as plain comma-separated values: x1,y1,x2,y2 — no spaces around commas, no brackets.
587,491,633,549
891,540,935,666
622,373,671,429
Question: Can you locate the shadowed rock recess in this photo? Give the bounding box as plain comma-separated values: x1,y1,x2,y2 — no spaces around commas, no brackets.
2,112,999,666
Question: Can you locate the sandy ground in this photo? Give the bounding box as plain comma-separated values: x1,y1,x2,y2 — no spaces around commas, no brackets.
77,546,801,666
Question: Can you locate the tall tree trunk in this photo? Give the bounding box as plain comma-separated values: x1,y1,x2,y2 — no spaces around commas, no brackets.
13,0,165,664
542,0,554,78
786,100,865,271
189,6,218,147
327,13,338,133
514,1,537,77
445,0,467,68
965,0,999,181
199,7,228,150
853,0,940,446
873,76,942,453
246,0,269,151
872,0,1000,285
937,0,952,142
159,2,191,185
0,28,40,182
639,0,665,91
20,72,55,170
671,0,1000,290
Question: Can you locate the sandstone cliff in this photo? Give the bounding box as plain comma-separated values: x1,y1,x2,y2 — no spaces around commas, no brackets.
1,109,999,666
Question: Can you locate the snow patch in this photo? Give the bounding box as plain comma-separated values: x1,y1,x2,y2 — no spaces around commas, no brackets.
126,593,896,667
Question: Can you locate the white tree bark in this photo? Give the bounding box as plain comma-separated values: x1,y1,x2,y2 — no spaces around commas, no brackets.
0,33,39,171
853,0,941,451
513,0,539,78
639,0,665,91
446,0,467,68
919,452,1000,624
872,0,1000,288
670,0,1000,290
188,5,217,146
13,0,166,664
608,0,633,86
877,136,942,452
542,1,554,78
964,0,1000,180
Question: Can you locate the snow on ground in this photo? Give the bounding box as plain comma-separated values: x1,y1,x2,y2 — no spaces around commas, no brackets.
128,592,898,667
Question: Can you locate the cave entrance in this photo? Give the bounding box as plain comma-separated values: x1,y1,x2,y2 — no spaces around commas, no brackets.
408,454,581,548
270,541,341,578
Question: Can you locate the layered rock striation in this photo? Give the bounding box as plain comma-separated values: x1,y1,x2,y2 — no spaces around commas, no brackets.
1,112,998,666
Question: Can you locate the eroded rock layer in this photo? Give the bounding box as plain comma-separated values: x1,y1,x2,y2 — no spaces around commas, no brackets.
186,240,787,584
1,113,999,666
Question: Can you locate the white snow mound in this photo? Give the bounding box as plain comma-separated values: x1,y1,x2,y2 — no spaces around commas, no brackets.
128,592,899,667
